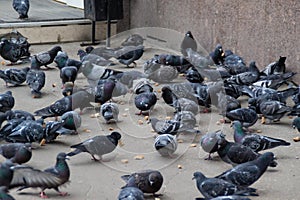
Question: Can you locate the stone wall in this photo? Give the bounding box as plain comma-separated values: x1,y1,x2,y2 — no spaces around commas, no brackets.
126,0,300,75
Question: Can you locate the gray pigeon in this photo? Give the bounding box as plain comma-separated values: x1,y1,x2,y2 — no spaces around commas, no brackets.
215,152,275,187
121,34,145,46
292,117,300,132
67,131,121,161
154,134,177,157
186,48,214,69
0,67,30,87
0,186,15,200
196,195,250,200
217,92,241,117
147,65,179,83
260,56,286,76
0,91,15,112
94,78,116,104
134,91,157,115
200,130,226,160
149,117,181,136
192,171,257,199
54,51,82,72
61,111,81,132
9,152,70,198
226,108,258,128
118,187,145,200
259,100,292,123
34,90,93,118
112,45,144,68
12,0,29,19
112,80,129,98
60,66,78,87
0,161,14,188
181,31,197,57
100,102,119,124
0,39,24,64
0,143,32,164
121,170,163,196
232,120,290,152
30,46,62,70
174,111,200,133
115,70,146,89
26,69,46,98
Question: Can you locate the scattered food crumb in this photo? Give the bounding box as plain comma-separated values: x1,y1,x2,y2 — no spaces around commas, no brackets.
144,116,149,120
256,129,262,133
293,136,300,142
177,165,183,169
157,89,162,93
109,127,114,131
190,143,197,147
138,120,143,125
52,83,56,87
154,83,159,86
122,113,128,117
121,159,129,164
165,116,172,120
134,155,144,160
177,139,184,143
83,128,91,133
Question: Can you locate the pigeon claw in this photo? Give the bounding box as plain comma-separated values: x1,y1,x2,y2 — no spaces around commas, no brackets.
40,192,48,198
261,116,266,124
59,191,69,197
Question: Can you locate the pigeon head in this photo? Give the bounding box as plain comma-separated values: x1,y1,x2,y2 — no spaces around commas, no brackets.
54,51,68,68
85,46,94,54
185,31,194,39
110,131,122,141
230,120,242,128
192,171,206,181
148,171,163,186
57,152,69,160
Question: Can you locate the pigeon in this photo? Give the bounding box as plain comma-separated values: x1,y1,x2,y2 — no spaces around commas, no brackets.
209,44,225,65
5,119,44,143
143,57,162,75
78,51,114,66
154,134,177,157
80,46,116,60
223,53,248,75
217,92,241,117
292,117,300,132
259,100,292,123
134,91,157,115
232,120,290,152
186,48,214,69
81,60,122,87
174,111,200,133
60,66,78,87
200,130,226,160
154,54,189,66
185,67,204,83
225,108,258,128
115,70,146,88
9,152,70,198
0,161,14,188
112,79,129,98
181,31,197,57
0,67,30,87
54,51,82,72
94,78,116,104
133,79,153,94
0,118,25,140
0,186,15,200
217,137,277,167
121,34,145,46
216,152,275,187
0,143,32,164
260,56,286,76
113,45,144,67
118,186,145,200
67,131,121,161
196,196,250,200
62,82,75,96
6,109,35,121
149,117,181,136
30,46,62,70
225,61,260,85
61,111,81,132
12,0,29,19
121,170,163,196
147,65,179,83
0,39,23,64
250,86,298,102
163,82,198,103
253,72,296,90
26,69,46,98
100,102,119,124
0,91,15,112
192,171,257,199
0,112,8,128
34,90,93,118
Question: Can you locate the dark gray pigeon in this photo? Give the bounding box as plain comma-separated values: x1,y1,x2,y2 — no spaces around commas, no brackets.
121,170,163,196
113,45,144,68
54,51,82,72
100,102,119,124
26,69,46,98
260,56,286,76
5,119,44,143
209,44,225,65
121,34,145,46
12,0,29,19
118,186,145,200
6,109,35,121
232,120,290,152
186,48,214,69
292,117,300,132
149,117,181,136
30,46,62,70
0,161,14,188
0,39,23,64
200,130,226,160
61,111,81,132
217,137,277,167
0,143,32,164
0,186,15,200
9,152,70,198
67,131,121,161
154,54,189,66
259,100,292,123
181,31,197,57
223,53,248,75
196,195,250,200
174,111,200,134
115,70,146,89
134,91,157,115
34,90,93,118
192,171,257,199
94,78,116,104
0,91,15,112
215,152,275,187
60,66,78,87
0,67,30,87
154,134,177,157
226,108,258,128
217,92,241,117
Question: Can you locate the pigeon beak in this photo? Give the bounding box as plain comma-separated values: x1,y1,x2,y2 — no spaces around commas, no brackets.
221,52,225,57
192,176,195,180
293,125,296,129
66,91,71,96
118,140,124,147
65,156,70,160
230,122,233,127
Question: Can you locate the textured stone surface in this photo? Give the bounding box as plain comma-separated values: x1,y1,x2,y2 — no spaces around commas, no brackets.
127,0,300,78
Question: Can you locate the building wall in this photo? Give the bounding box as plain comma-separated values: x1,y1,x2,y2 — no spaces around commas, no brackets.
128,0,300,73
